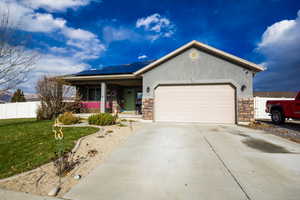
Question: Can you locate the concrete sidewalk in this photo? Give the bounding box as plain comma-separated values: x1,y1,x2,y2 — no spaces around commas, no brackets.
64,123,300,200
0,188,63,200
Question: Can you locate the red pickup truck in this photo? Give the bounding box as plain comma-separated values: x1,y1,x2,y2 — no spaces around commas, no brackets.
266,92,300,124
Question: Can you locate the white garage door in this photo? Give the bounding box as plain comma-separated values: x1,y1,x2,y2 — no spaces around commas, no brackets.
154,84,235,123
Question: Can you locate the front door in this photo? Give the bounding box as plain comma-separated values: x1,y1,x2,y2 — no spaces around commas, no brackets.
123,88,136,112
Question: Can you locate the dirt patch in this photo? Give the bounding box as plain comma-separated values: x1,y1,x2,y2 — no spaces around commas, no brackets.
0,123,142,197
242,138,291,153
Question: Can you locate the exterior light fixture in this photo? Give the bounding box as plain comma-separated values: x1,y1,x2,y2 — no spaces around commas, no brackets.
241,85,247,92
146,87,150,93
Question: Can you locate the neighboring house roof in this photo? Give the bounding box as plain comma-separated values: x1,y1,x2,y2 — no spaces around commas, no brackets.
254,91,298,98
134,40,264,75
63,40,264,80
76,60,155,76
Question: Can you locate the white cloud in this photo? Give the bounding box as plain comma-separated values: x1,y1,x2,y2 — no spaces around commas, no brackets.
2,1,91,37
0,1,65,32
21,54,89,93
138,55,147,59
67,38,105,60
20,0,100,12
62,27,96,40
102,26,140,43
36,55,88,73
49,46,69,54
0,1,31,22
136,13,175,40
258,20,296,48
1,1,105,60
22,13,66,32
255,10,300,91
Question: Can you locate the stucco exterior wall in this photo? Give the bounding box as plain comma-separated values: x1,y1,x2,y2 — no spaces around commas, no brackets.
142,47,254,99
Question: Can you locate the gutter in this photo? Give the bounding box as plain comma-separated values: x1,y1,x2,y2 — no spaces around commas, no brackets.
61,74,139,81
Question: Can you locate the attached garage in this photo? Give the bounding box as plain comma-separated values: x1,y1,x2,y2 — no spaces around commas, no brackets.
154,84,236,123
137,41,264,124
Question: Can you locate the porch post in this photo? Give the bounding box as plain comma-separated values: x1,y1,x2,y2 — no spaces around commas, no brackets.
100,82,106,113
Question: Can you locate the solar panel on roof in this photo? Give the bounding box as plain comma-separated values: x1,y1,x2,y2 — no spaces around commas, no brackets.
75,60,154,76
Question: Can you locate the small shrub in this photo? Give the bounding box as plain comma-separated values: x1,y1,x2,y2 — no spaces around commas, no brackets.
58,112,80,125
52,152,79,177
88,113,117,126
36,105,53,120
36,106,46,120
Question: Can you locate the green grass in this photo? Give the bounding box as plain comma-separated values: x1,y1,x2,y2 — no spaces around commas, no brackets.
0,118,99,179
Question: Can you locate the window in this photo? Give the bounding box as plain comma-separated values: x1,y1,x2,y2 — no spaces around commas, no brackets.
95,88,101,100
78,86,101,101
88,88,96,101
79,87,88,101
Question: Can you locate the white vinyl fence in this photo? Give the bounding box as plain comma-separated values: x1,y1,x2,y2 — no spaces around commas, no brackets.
254,97,293,119
0,101,40,119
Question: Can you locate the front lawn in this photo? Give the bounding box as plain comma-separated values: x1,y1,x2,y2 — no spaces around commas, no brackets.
0,118,99,179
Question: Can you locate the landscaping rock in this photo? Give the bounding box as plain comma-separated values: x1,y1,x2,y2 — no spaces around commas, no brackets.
73,175,81,180
48,186,60,196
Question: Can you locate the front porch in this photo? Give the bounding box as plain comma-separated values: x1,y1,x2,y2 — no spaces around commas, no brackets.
74,79,143,115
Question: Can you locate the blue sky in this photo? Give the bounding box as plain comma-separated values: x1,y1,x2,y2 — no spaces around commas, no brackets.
2,0,300,93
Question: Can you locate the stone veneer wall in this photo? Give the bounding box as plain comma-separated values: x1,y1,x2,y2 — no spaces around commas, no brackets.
238,98,254,123
142,98,154,120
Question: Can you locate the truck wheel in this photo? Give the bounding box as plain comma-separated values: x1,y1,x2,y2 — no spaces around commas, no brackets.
271,110,285,124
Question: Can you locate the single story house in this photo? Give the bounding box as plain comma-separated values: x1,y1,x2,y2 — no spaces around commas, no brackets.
63,40,264,123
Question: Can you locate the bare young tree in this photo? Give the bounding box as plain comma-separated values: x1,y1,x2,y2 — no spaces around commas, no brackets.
0,6,37,96
36,76,83,120
36,76,67,120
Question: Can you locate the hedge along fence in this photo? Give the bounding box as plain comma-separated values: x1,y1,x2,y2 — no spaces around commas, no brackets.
0,101,40,119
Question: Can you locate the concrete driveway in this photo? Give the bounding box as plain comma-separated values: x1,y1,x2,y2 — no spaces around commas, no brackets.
65,123,300,200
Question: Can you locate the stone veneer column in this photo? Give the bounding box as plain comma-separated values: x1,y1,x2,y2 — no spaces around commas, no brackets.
238,98,254,123
142,98,154,120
